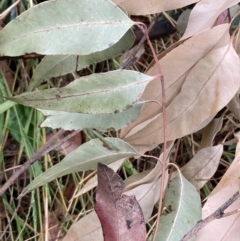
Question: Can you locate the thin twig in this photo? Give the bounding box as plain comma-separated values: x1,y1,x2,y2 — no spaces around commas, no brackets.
143,23,167,241
0,0,21,20
134,22,167,241
180,191,240,241
0,129,79,196
121,13,161,69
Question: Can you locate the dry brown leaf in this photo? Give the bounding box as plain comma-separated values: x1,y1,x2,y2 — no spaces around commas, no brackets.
199,117,223,149
121,24,240,153
181,0,239,40
62,211,103,241
112,0,199,15
125,174,163,222
228,88,240,121
44,211,63,241
124,141,173,192
123,142,172,221
181,145,223,190
121,24,230,139
210,133,240,197
0,60,14,91
123,170,151,188
195,182,240,241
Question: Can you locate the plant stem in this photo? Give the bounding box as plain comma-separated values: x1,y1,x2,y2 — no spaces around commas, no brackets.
180,191,240,241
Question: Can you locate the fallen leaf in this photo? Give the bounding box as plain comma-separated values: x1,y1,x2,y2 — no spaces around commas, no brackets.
181,0,239,39
121,24,230,140
124,142,173,221
44,211,62,241
112,0,199,15
0,60,14,90
181,145,223,190
228,88,240,121
210,132,240,197
124,141,173,192
199,117,223,149
195,182,240,241
62,211,103,241
95,163,146,241
124,174,163,222
121,24,240,153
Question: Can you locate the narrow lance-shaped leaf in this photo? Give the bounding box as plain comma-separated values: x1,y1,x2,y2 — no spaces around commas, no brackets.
0,0,134,56
95,163,146,241
9,70,153,114
209,132,240,197
112,0,198,15
199,117,223,150
29,30,135,90
181,0,239,40
228,88,240,121
181,145,223,190
156,174,201,241
39,103,144,131
19,138,138,197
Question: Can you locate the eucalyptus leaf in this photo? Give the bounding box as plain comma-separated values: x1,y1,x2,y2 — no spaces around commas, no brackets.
39,102,144,131
19,138,138,197
29,30,135,90
156,174,201,240
0,0,133,56
9,70,153,114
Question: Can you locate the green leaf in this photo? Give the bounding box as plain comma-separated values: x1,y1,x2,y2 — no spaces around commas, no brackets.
9,70,152,114
0,0,133,56
39,102,143,131
29,30,135,90
19,138,138,197
156,174,201,240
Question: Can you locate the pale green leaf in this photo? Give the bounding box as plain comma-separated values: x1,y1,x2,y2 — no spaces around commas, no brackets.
39,102,143,131
156,174,201,241
9,70,153,114
29,30,135,90
20,138,138,197
0,0,133,56
177,9,191,35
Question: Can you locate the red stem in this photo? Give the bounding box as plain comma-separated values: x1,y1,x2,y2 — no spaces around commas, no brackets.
135,22,167,241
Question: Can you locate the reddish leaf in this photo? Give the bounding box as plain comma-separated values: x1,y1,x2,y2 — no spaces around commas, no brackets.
95,163,146,241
